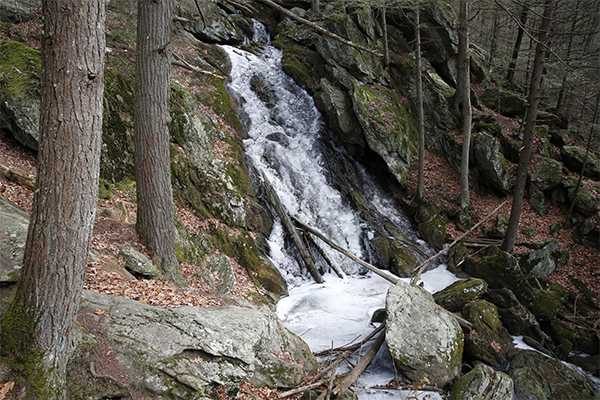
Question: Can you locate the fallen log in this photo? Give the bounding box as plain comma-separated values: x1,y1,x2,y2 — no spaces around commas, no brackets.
411,199,509,285
291,215,399,284
304,233,346,279
314,321,386,357
0,164,35,190
261,171,324,283
332,330,386,397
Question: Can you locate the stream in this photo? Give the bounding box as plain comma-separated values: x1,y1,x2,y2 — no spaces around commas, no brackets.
222,23,457,399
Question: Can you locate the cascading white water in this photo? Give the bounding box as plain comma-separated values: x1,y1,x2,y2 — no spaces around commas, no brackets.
222,25,449,399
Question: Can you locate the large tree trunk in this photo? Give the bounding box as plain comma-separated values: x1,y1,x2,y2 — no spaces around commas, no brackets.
135,0,186,285
0,0,105,392
502,0,556,253
506,2,529,83
458,0,472,208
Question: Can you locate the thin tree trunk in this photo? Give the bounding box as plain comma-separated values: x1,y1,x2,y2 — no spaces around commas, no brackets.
135,0,186,285
502,0,556,253
555,1,578,116
0,0,105,391
416,2,425,201
382,6,389,67
458,0,472,208
506,2,529,83
487,11,499,67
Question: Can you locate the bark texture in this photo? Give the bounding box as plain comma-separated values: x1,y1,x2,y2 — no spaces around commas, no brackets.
502,0,556,253
415,3,425,201
458,0,472,208
0,0,105,383
134,0,186,285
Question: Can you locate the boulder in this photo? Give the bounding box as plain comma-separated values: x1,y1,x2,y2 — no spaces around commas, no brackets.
433,278,488,312
386,280,463,388
206,254,236,294
508,349,599,400
561,145,600,180
319,78,366,155
530,281,568,322
0,0,35,22
529,157,564,191
516,249,555,278
73,291,318,398
487,213,509,239
527,181,548,216
175,0,246,44
461,300,514,367
471,132,512,196
0,196,28,282
0,41,41,151
538,137,559,160
116,245,160,278
449,363,514,400
352,84,417,184
479,87,527,117
563,176,599,217
486,288,544,343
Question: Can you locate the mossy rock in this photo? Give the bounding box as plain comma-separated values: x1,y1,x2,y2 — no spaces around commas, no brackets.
388,242,417,278
527,180,548,216
461,300,514,367
538,137,559,160
509,349,599,400
561,145,600,180
486,213,509,239
433,278,488,312
0,40,41,151
479,86,527,117
417,215,447,251
497,130,521,163
529,157,564,192
486,287,544,343
449,363,514,400
530,280,568,322
464,247,534,305
534,124,549,138
446,242,469,274
562,177,599,217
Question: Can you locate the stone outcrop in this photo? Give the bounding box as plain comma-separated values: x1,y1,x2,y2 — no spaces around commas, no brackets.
479,86,527,117
386,280,463,388
72,291,318,398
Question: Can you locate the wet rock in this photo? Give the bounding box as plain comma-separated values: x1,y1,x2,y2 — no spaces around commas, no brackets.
449,363,514,400
76,290,318,396
175,0,245,44
116,245,160,278
479,86,527,117
0,196,28,282
567,354,600,376
561,145,600,180
433,278,488,312
508,349,599,400
471,132,512,196
386,280,463,388
461,300,514,367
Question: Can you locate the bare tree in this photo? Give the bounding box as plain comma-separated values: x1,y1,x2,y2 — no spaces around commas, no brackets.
415,1,426,201
502,0,557,253
457,0,472,208
135,0,186,285
0,1,105,396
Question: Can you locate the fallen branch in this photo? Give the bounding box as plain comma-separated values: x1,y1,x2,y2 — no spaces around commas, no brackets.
332,330,386,397
262,172,324,283
255,0,383,58
315,321,386,357
304,233,346,279
172,54,225,80
411,199,509,285
0,164,35,190
292,215,398,284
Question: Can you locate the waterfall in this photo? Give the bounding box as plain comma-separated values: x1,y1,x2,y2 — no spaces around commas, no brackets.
222,24,448,400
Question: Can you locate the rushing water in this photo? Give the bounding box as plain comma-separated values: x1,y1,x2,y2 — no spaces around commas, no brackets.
222,23,447,399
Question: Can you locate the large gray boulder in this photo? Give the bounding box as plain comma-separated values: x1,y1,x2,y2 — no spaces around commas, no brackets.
74,291,318,398
471,132,512,196
480,87,527,117
386,280,463,388
517,249,555,279
509,349,599,400
449,363,514,400
529,157,564,191
0,196,28,283
175,0,246,44
0,41,41,151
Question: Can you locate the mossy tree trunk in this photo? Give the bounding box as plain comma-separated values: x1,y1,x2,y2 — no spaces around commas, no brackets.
0,0,106,395
134,0,186,286
502,0,556,253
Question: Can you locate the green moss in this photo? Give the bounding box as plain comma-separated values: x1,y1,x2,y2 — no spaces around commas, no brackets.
0,41,41,97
